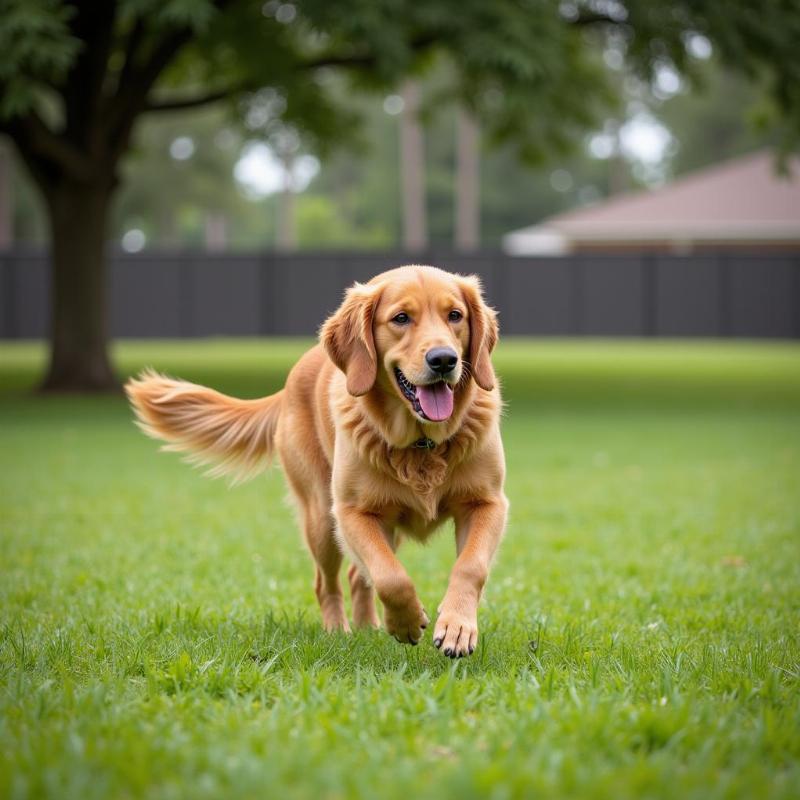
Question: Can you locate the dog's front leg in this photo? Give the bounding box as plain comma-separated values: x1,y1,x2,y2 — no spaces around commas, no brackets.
435,497,508,658
335,504,429,644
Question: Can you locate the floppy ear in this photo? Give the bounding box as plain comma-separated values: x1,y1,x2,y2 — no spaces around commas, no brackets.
458,275,499,392
320,283,380,396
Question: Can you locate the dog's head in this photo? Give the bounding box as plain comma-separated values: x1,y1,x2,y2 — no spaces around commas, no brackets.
321,266,498,423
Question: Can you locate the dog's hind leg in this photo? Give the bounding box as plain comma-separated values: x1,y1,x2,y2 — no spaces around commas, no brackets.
347,564,380,628
276,391,349,632
297,497,349,633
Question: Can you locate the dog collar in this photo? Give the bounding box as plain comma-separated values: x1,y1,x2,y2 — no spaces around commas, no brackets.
412,437,437,450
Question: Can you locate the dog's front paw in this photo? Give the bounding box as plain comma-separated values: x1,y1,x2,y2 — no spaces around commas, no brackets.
382,590,429,645
433,604,478,658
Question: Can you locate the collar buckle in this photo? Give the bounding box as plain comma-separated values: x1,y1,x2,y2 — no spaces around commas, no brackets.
412,437,437,450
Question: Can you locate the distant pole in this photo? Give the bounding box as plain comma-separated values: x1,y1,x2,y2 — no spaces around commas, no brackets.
276,153,296,252
608,121,627,196
0,142,12,248
608,155,627,195
204,212,228,251
455,108,480,251
400,81,427,252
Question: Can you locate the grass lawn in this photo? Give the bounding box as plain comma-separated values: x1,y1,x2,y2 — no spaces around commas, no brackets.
1,338,799,799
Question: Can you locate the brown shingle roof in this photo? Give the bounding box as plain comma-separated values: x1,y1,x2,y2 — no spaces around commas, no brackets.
505,150,800,252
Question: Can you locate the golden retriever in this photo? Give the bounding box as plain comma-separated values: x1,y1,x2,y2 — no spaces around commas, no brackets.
126,265,508,657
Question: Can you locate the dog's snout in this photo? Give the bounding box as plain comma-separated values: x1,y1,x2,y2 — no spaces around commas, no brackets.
425,347,458,376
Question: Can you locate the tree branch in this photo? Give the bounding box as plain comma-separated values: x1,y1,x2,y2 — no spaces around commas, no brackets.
570,11,627,27
111,0,242,113
115,18,145,96
143,85,240,113
105,26,195,156
3,110,93,182
135,30,196,102
299,49,383,71
143,31,442,113
299,32,440,72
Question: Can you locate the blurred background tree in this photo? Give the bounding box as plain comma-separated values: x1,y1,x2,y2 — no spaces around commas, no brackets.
115,108,274,250
8,58,777,251
1,0,798,390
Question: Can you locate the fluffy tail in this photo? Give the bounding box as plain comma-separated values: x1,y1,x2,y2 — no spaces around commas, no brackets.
125,369,283,483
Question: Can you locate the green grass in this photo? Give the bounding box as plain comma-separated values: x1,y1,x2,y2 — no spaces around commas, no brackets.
1,339,799,800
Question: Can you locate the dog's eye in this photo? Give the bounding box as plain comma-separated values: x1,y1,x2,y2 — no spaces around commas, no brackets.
448,310,463,322
392,312,411,325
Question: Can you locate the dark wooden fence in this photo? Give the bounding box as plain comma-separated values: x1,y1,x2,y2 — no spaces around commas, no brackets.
1,250,799,339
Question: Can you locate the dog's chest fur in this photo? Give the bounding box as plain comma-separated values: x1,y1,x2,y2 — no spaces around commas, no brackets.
354,414,495,526
332,376,499,530
386,447,454,524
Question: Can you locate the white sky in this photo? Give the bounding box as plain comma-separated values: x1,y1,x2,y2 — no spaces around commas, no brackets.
619,113,673,164
234,142,319,197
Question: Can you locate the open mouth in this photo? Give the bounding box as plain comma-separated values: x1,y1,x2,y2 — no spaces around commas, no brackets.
394,367,454,422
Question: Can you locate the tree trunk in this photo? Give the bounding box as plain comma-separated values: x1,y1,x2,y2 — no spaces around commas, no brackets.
399,81,427,251
40,177,118,393
455,109,480,251
276,152,297,252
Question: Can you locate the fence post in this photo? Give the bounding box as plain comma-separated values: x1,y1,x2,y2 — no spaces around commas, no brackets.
570,256,584,334
259,253,275,336
717,253,730,337
642,253,656,337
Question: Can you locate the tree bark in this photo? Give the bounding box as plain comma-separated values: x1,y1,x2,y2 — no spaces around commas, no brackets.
39,177,119,392
455,109,480,251
276,152,297,252
2,3,197,393
399,81,427,251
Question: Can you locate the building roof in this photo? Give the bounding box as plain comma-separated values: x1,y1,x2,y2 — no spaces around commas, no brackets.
504,150,800,254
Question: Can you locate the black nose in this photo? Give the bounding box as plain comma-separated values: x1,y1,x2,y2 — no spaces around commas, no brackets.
425,347,458,376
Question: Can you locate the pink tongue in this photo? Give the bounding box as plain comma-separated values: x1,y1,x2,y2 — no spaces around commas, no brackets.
416,382,454,421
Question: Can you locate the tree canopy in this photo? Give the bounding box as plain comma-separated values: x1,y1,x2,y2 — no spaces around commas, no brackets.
1,0,799,391
3,0,797,188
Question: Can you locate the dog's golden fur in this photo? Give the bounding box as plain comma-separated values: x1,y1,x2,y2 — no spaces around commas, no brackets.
126,265,508,657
